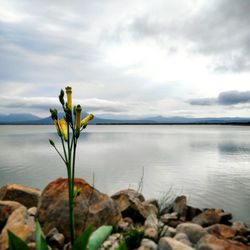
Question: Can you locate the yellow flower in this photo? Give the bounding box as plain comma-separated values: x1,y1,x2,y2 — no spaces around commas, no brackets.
58,119,68,141
75,105,82,130
65,86,72,110
53,120,62,137
80,114,94,127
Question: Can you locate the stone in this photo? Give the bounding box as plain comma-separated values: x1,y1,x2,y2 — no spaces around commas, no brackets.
176,222,207,244
172,196,187,220
197,234,248,250
158,237,194,250
144,227,158,241
205,224,237,239
0,206,35,250
28,207,37,217
144,199,159,209
192,209,232,227
160,226,176,238
100,233,122,250
174,233,192,247
0,200,23,231
139,238,158,250
233,236,249,244
185,206,202,221
27,242,36,250
0,183,41,208
36,178,121,240
232,221,248,236
145,214,158,229
112,189,154,223
47,232,65,249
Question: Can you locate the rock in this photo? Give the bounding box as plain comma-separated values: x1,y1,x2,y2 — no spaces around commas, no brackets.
233,236,249,244
192,209,232,227
0,200,23,231
139,238,158,250
45,227,65,248
160,226,176,237
158,237,194,250
142,202,158,216
27,242,36,250
173,196,187,220
144,214,158,241
0,206,35,250
174,233,192,247
185,206,202,221
197,234,248,250
37,178,121,240
176,222,207,244
0,183,41,208
112,189,154,223
28,207,37,217
100,233,122,250
144,199,159,209
232,221,248,236
205,224,237,239
161,212,182,227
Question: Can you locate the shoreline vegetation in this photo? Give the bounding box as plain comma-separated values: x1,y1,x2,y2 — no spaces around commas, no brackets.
0,180,249,249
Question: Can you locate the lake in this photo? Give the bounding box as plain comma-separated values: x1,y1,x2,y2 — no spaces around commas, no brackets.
0,125,250,225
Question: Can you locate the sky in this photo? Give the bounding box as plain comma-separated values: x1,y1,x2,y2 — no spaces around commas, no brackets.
1,0,250,118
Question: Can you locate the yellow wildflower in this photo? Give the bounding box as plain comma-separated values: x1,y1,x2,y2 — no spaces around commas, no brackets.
65,86,72,110
58,119,68,141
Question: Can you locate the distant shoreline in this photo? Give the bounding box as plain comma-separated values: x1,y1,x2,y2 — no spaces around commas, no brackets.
1,122,250,126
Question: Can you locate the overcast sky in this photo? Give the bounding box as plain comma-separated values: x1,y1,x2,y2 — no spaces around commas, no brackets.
1,0,250,118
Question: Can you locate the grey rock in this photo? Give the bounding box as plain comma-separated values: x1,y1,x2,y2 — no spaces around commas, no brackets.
174,233,192,246
158,237,194,250
160,226,176,237
173,196,187,220
176,223,207,244
145,214,158,229
144,227,158,241
100,233,122,250
139,238,157,250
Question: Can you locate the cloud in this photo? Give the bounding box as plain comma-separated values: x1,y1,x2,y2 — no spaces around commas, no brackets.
189,90,250,106
0,96,128,115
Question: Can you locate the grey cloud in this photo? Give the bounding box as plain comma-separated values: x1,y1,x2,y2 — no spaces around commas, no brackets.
0,96,128,114
122,0,250,72
189,98,216,106
189,90,250,106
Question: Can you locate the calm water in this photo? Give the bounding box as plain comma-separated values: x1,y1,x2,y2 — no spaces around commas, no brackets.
0,125,250,225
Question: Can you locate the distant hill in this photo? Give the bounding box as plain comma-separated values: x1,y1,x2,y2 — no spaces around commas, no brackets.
0,113,250,125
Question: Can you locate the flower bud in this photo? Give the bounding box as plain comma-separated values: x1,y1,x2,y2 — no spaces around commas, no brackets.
80,114,94,127
58,119,68,141
65,86,72,110
75,105,82,130
49,139,55,147
50,108,58,120
59,89,65,106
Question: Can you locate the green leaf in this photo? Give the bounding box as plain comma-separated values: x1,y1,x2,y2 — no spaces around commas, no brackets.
35,221,49,250
8,230,29,250
116,241,126,250
73,225,93,250
88,225,113,250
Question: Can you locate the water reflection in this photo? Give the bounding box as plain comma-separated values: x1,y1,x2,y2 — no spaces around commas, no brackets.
0,125,250,225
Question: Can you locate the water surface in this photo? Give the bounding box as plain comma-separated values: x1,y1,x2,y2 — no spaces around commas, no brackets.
0,125,249,225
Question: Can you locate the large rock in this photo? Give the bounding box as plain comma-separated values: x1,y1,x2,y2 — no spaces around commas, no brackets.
192,209,232,227
205,224,237,239
176,223,207,244
197,234,248,250
158,237,194,250
36,178,121,240
0,200,23,231
111,189,156,223
0,206,35,250
0,183,41,208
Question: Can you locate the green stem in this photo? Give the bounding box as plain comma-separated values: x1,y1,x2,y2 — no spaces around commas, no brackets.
67,120,75,245
61,136,68,163
53,145,66,164
72,137,77,182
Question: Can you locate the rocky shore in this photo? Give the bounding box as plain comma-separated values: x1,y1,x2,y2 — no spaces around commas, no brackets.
0,178,249,250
